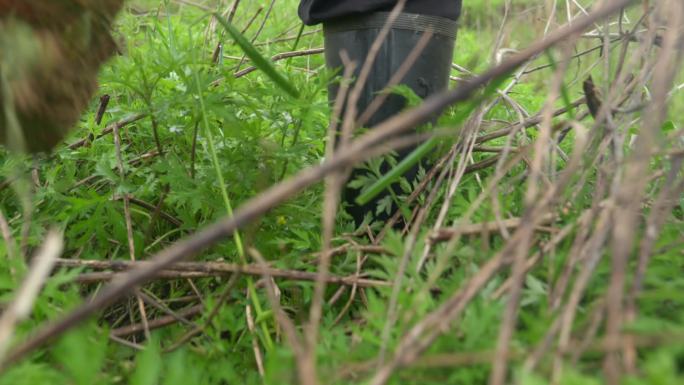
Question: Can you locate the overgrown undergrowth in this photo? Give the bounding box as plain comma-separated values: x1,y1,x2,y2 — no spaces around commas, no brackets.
0,1,683,384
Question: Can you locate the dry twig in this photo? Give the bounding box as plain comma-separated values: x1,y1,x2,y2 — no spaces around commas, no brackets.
0,231,63,364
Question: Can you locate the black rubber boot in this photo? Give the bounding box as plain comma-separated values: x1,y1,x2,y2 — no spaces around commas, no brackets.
323,12,457,227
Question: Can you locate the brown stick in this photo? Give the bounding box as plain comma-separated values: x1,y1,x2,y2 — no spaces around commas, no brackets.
112,111,152,342
232,48,324,78
163,273,240,353
475,99,586,144
248,248,312,385
113,195,183,227
431,215,556,243
234,0,277,73
110,304,204,337
68,113,146,150
320,244,390,258
55,259,391,288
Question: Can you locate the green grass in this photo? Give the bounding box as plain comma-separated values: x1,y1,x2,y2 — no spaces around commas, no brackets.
0,1,683,384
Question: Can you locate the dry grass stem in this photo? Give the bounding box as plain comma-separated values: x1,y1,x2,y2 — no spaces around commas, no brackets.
0,231,63,364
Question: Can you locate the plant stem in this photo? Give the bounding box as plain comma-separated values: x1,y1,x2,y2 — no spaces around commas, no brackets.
193,70,274,351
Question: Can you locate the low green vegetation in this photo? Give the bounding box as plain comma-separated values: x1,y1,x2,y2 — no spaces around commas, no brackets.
0,1,682,384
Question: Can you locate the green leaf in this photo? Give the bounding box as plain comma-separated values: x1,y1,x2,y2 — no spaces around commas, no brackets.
662,120,676,133
94,154,119,184
356,72,510,205
375,194,394,216
131,340,162,385
53,325,107,385
356,137,439,206
388,84,424,108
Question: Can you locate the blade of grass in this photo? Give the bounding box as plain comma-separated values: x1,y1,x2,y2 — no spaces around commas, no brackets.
192,70,275,351
356,74,511,205
290,23,306,52
356,136,439,206
213,12,300,98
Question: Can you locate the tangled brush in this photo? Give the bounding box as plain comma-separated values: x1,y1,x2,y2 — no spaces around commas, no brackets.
0,0,123,153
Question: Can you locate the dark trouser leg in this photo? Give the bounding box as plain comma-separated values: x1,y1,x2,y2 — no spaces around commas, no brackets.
299,0,463,25
323,12,458,226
